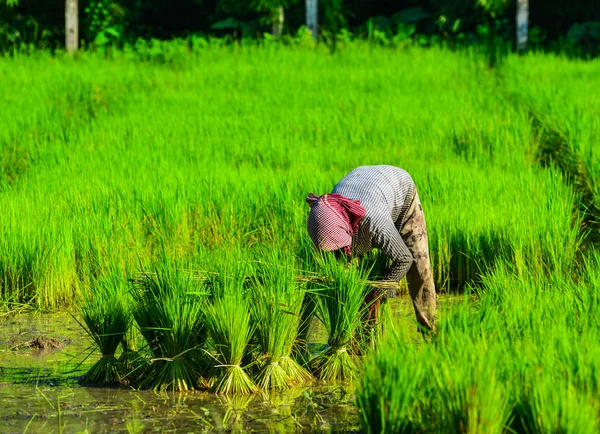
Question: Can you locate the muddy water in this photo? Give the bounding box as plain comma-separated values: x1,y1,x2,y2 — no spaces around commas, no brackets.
0,297,429,433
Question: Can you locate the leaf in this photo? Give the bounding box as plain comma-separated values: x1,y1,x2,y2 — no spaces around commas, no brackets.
566,22,600,42
370,16,391,31
391,7,430,24
477,0,511,15
94,32,110,46
211,18,240,30
452,19,462,33
104,26,121,38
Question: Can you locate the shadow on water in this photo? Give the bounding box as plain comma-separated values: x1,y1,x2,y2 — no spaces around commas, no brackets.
0,297,448,433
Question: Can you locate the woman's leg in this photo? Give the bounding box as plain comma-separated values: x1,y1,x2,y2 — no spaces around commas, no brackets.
400,189,436,331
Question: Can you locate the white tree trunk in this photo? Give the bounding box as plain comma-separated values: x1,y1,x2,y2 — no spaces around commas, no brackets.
65,0,78,53
306,0,318,41
516,0,528,51
271,4,284,37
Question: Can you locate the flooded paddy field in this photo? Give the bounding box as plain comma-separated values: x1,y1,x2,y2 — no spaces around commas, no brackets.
1,382,358,433
0,297,430,433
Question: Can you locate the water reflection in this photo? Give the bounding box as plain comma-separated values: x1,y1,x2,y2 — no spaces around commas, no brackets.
0,383,360,433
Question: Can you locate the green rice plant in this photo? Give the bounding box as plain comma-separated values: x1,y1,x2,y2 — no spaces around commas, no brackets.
249,253,312,390
77,272,131,386
0,234,46,305
293,289,317,367
0,44,587,309
357,337,427,434
433,351,513,434
2,45,600,426
514,375,598,434
292,241,321,366
358,293,515,434
116,325,148,386
203,267,257,394
310,255,370,382
360,297,395,352
132,260,208,391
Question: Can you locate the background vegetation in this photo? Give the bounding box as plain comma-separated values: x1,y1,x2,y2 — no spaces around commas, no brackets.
2,40,597,309
1,0,600,58
1,28,599,431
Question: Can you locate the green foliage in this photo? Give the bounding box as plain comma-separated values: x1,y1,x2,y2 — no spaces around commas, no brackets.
250,251,312,390
476,0,511,17
358,252,600,432
77,272,131,386
84,0,127,46
0,44,590,307
204,266,257,394
1,0,600,55
1,45,599,429
310,256,370,382
565,22,600,58
132,260,209,391
357,338,423,434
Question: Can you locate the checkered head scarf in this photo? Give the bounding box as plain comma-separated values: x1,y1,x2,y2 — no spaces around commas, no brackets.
306,193,366,255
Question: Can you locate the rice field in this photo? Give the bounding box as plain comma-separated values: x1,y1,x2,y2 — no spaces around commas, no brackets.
1,39,599,431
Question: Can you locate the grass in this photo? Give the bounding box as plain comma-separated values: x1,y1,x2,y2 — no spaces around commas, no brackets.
203,265,257,395
249,251,312,390
0,40,599,428
309,256,370,382
77,271,131,386
0,42,583,307
131,260,208,391
357,252,600,433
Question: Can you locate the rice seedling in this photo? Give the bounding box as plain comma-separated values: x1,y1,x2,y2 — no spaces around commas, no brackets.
77,272,131,387
116,325,148,386
309,255,371,382
433,351,513,434
0,43,585,307
294,288,317,367
249,253,312,390
357,337,427,434
3,40,600,434
131,260,209,391
358,298,517,433
203,267,257,394
515,376,598,434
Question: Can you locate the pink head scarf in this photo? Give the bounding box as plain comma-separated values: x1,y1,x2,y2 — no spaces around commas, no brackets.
306,193,366,255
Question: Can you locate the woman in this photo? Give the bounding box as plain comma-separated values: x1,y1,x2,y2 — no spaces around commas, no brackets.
306,165,436,331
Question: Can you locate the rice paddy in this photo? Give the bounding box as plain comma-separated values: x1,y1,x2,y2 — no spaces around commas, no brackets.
1,39,599,431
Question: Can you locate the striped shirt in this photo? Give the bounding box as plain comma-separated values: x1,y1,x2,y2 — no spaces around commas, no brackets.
332,165,416,281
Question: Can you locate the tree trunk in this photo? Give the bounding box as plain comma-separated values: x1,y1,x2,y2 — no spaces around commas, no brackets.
306,0,318,41
65,0,78,53
516,0,529,51
271,4,284,37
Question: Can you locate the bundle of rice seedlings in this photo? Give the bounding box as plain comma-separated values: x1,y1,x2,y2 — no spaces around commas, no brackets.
77,272,131,387
310,256,370,383
250,255,313,391
204,269,257,395
116,327,147,385
356,298,394,353
132,262,209,391
293,289,317,367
